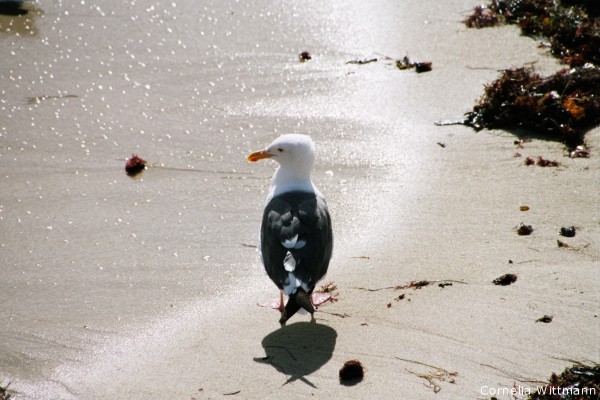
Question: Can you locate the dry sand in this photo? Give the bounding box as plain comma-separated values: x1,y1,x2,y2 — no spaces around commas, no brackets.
1,0,598,399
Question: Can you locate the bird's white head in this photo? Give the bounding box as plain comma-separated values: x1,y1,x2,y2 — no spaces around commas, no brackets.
248,134,320,199
248,134,315,168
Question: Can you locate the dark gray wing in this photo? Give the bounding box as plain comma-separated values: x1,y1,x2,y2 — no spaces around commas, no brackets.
260,191,333,294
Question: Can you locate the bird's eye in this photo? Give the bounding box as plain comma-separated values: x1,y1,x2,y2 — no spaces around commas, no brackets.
277,148,284,152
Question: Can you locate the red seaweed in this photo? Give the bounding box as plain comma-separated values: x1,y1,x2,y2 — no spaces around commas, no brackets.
125,154,146,177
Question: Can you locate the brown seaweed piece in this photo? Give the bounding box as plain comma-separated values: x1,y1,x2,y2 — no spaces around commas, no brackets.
317,281,337,293
396,56,412,70
536,156,560,167
516,223,534,236
536,315,553,323
493,273,518,286
464,4,503,28
396,56,432,73
395,280,430,290
346,58,378,65
524,157,536,166
524,156,561,167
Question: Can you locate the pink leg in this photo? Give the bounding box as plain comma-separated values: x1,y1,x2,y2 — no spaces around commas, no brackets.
278,290,285,312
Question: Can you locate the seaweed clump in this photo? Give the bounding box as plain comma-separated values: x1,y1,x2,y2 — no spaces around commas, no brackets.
464,3,504,28
464,66,600,148
528,363,600,399
464,0,600,67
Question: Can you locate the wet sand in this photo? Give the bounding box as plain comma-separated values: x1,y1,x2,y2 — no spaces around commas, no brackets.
1,0,598,399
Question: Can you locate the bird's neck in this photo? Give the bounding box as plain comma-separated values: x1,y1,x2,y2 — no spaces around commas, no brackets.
267,166,319,202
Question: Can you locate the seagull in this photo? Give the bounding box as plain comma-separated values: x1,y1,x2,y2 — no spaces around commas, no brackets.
248,134,333,325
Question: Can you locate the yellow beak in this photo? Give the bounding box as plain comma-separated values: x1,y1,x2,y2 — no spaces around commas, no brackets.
247,149,272,162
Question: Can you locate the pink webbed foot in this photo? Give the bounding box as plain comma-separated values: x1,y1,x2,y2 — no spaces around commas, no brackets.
311,292,331,307
258,291,287,311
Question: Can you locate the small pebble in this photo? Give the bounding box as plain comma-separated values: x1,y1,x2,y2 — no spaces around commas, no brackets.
559,226,576,237
299,51,312,62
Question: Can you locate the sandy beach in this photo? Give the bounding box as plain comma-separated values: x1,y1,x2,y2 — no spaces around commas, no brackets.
1,0,598,399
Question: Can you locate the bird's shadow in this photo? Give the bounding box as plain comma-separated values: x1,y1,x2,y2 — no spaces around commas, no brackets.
0,1,43,37
254,321,337,387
